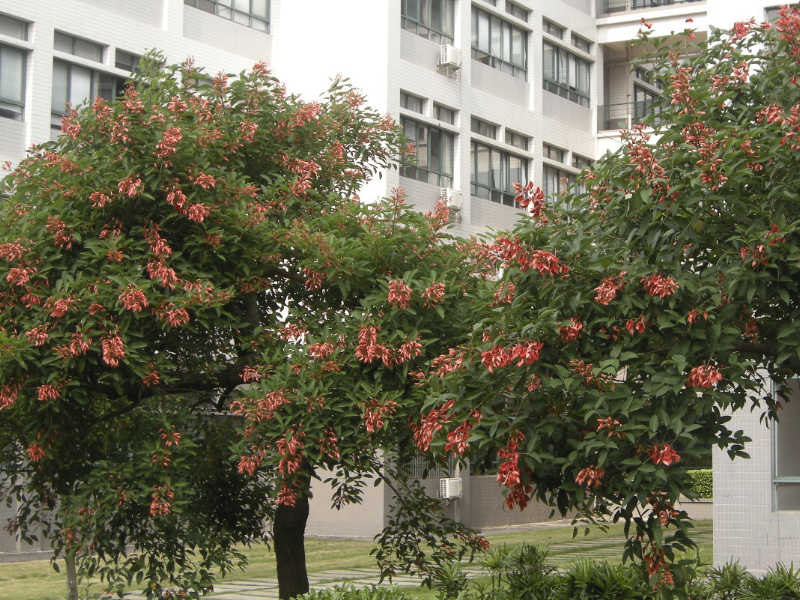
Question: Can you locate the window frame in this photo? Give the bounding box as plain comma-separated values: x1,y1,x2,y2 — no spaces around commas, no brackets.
471,7,528,80
471,117,498,139
54,31,104,63
506,1,529,22
773,379,800,511
401,0,455,45
470,140,528,207
0,43,26,121
505,130,529,151
184,0,270,33
0,13,28,40
115,50,142,72
401,91,425,114
543,163,583,199
543,19,564,40
543,41,591,107
572,33,591,54
434,103,456,124
51,59,129,131
400,116,455,188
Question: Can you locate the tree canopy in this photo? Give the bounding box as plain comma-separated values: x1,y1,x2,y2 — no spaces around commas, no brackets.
414,6,800,592
0,56,486,600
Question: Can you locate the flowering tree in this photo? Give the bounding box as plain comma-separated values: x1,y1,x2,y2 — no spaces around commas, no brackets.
0,56,486,600
413,8,800,593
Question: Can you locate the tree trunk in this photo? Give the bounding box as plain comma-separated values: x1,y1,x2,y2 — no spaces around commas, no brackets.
273,495,310,600
65,551,79,600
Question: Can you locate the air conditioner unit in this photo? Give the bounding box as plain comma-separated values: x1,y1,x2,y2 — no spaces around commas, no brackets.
441,188,460,210
440,477,463,499
439,45,461,69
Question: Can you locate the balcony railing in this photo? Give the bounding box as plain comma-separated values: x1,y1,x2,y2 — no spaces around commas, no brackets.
598,100,660,131
602,0,703,15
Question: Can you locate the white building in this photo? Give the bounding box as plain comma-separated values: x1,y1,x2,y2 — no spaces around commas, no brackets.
0,0,794,569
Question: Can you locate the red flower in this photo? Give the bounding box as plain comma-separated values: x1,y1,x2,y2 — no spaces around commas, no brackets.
686,364,723,388
642,273,679,299
119,286,148,312
102,334,126,368
649,443,680,466
560,319,583,343
387,279,413,309
575,466,605,489
37,384,60,402
118,175,142,198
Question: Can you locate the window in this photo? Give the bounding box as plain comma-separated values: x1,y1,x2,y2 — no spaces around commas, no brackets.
543,164,577,199
506,1,529,22
543,144,565,163
543,42,591,107
472,8,528,80
543,19,564,39
116,50,141,72
434,103,456,124
51,60,128,130
471,141,528,207
774,379,800,510
572,34,591,54
401,91,425,114
572,154,592,170
634,84,660,122
0,14,27,40
184,0,270,33
505,130,529,151
401,117,454,188
471,117,497,139
0,44,25,120
54,32,104,62
401,0,455,45
766,7,781,23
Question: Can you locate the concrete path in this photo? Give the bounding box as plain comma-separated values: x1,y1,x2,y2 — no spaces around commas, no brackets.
203,568,436,599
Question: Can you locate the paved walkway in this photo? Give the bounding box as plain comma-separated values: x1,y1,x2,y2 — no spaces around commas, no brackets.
203,568,438,599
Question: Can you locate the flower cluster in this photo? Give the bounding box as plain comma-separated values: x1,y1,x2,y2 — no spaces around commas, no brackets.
575,465,605,489
101,334,126,368
648,443,680,466
360,398,398,433
150,484,175,517
513,181,546,219
411,399,455,452
559,319,583,343
642,273,679,299
421,282,446,307
387,279,413,309
686,364,723,388
497,431,531,510
593,272,626,305
481,341,544,372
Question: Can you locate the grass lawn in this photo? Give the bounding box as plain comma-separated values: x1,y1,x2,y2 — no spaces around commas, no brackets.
0,520,713,600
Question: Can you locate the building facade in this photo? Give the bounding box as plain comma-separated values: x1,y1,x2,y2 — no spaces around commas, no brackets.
0,0,794,568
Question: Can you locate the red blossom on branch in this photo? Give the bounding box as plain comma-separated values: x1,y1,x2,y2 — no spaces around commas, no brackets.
686,364,723,388
648,443,680,466
593,272,626,305
387,279,413,309
575,466,605,489
560,319,583,343
642,273,679,299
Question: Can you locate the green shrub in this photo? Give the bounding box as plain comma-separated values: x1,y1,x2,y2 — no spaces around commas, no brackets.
554,560,654,600
295,584,415,600
687,469,713,499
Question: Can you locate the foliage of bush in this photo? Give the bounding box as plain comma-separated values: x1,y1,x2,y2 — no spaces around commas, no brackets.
295,584,413,600
687,470,713,499
289,554,800,600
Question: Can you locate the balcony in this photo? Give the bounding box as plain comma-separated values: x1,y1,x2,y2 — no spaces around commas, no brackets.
602,0,703,15
598,100,660,132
